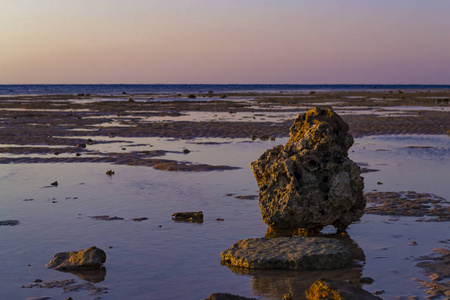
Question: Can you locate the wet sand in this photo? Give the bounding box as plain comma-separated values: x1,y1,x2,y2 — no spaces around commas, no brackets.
1,90,448,169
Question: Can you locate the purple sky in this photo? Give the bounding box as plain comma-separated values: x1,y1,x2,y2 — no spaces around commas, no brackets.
1,0,449,84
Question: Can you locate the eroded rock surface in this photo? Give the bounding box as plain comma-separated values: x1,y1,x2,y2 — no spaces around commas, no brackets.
305,279,382,300
251,107,365,231
221,236,351,270
46,246,106,271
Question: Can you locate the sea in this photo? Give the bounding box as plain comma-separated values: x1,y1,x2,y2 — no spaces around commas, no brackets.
1,84,449,96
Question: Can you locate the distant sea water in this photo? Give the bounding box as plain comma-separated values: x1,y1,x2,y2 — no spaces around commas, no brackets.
1,84,450,96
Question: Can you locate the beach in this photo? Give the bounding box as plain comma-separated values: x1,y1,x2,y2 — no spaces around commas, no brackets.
0,88,449,299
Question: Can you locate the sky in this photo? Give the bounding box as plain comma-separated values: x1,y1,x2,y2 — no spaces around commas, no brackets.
1,0,450,84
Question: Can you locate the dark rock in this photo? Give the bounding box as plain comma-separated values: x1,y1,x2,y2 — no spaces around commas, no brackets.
0,220,20,226
50,181,58,186
305,279,382,299
90,215,124,221
183,149,191,154
46,246,106,271
359,277,374,284
172,211,203,222
251,107,365,231
205,293,257,300
132,217,148,222
76,143,86,148
106,170,115,176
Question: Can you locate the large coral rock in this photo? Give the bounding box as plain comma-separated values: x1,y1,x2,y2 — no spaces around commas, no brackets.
46,246,106,270
251,107,365,231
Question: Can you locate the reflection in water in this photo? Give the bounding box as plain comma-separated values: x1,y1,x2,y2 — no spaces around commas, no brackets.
60,267,107,283
223,228,366,300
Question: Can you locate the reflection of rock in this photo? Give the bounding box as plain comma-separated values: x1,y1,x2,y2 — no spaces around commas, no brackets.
66,267,107,283
251,107,365,231
46,246,106,271
221,236,351,270
205,293,257,300
305,279,382,300
224,263,363,300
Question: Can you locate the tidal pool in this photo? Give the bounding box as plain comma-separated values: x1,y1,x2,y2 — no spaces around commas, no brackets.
0,135,448,299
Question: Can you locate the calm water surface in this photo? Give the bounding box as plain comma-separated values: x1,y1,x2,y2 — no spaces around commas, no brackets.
0,135,449,299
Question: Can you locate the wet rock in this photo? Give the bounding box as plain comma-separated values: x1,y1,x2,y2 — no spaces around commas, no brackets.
359,277,374,284
251,107,365,231
50,181,58,187
46,246,106,271
0,220,20,226
305,278,382,300
364,191,449,221
205,293,257,300
132,217,148,222
183,149,191,154
90,215,124,221
106,170,115,176
221,236,351,270
172,211,204,222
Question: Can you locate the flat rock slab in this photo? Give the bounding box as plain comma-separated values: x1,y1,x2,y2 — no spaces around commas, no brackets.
221,236,351,270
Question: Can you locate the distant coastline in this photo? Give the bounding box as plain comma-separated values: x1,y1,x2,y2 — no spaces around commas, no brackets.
1,84,450,96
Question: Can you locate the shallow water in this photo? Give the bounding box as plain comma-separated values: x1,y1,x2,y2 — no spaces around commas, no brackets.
0,135,449,299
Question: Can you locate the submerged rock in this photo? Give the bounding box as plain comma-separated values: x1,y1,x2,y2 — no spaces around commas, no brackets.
221,236,351,270
305,279,382,300
46,246,106,271
251,107,365,231
172,211,204,222
205,293,257,300
0,220,20,226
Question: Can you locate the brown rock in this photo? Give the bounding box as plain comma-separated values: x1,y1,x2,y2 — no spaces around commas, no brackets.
46,246,106,271
305,279,382,299
251,107,365,231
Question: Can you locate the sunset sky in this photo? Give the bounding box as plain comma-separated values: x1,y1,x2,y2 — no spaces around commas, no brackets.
1,0,449,84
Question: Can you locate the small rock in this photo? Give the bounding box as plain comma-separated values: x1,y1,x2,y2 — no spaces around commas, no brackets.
106,170,115,176
33,279,43,283
428,273,441,281
131,217,148,222
251,135,257,140
216,218,224,221
76,143,86,148
373,290,385,295
50,181,58,187
205,293,257,300
259,135,269,141
183,149,191,154
46,246,106,271
359,277,374,284
128,98,135,102
0,220,20,226
305,279,382,299
76,153,81,157
377,181,383,185
172,211,204,222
